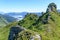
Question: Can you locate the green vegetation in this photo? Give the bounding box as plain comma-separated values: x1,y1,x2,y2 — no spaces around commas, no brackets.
0,15,8,27
18,13,39,28
18,12,60,40
0,3,60,40
0,14,16,27
0,21,40,40
0,21,18,40
18,3,60,40
17,30,41,40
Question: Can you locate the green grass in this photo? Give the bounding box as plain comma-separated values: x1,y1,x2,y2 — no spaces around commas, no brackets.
0,21,18,40
18,12,60,40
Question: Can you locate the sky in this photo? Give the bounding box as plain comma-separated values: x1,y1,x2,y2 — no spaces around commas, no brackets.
0,0,60,13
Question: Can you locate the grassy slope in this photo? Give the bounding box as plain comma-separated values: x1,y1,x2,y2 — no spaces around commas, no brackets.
38,12,60,40
0,12,60,40
0,21,18,40
19,13,38,28
17,29,40,40
18,12,60,40
0,21,40,40
0,13,39,40
0,16,8,27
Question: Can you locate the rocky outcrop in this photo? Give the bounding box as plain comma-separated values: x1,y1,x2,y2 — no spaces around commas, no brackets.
42,13,51,24
42,3,56,24
46,3,57,12
8,25,24,40
18,30,41,40
8,26,41,40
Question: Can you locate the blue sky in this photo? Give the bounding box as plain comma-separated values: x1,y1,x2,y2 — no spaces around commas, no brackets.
0,0,60,13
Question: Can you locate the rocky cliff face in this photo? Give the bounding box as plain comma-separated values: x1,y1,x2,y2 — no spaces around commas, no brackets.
8,25,24,40
8,25,41,40
43,3,57,24
46,3,57,12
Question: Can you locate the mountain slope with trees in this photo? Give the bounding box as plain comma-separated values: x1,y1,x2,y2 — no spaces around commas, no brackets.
0,3,60,40
18,3,60,40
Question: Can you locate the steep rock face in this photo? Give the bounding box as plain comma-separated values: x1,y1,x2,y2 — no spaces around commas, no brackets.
8,25,24,40
46,3,57,12
8,26,41,40
43,3,57,24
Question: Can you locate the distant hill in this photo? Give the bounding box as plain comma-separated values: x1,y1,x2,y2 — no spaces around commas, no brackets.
4,12,27,21
3,14,17,22
1,2,60,40
0,14,17,27
4,12,41,21
0,14,8,27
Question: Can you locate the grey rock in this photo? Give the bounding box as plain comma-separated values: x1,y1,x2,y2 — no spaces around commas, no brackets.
8,25,24,40
46,3,57,12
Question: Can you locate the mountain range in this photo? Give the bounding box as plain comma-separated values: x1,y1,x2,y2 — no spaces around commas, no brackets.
0,3,60,40
18,3,60,40
0,14,16,27
4,12,41,21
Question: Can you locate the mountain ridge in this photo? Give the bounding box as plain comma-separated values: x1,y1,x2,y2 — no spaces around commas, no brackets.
18,3,60,40
0,3,60,40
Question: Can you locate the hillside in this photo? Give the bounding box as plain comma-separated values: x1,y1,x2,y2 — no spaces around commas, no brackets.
3,14,17,22
0,21,18,40
0,14,17,27
0,21,41,40
0,3,60,40
18,13,39,28
0,13,41,40
0,14,8,27
18,3,60,40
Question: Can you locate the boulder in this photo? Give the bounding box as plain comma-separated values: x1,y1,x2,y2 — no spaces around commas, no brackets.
8,25,24,40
